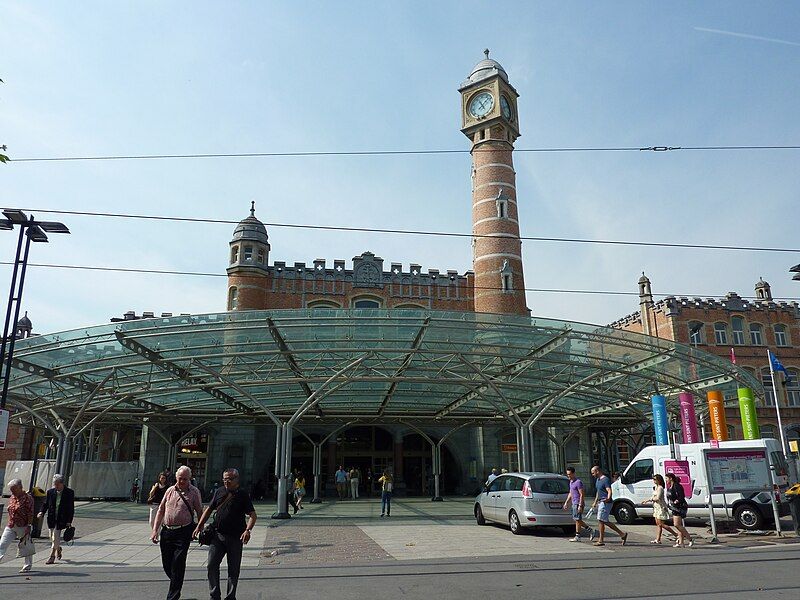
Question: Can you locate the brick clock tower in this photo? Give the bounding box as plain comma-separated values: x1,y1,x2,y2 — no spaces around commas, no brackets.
460,50,528,316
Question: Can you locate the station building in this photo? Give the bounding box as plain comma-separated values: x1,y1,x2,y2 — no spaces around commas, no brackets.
1,54,766,504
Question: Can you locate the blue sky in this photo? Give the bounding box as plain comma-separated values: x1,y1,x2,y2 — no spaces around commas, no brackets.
1,1,800,333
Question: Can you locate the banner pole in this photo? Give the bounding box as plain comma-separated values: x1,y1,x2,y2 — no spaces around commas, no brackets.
767,349,789,458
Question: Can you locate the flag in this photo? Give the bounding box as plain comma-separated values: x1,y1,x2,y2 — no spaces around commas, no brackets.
769,351,792,385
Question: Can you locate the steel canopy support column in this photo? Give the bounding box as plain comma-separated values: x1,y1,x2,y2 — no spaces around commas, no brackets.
273,422,291,519
311,443,322,504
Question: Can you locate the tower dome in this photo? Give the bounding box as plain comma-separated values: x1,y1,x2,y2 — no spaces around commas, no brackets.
232,201,269,245
463,49,509,87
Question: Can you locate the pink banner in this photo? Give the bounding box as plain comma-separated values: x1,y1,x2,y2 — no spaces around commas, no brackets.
679,392,700,444
664,459,692,498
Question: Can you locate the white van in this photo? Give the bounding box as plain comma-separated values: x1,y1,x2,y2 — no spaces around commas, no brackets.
611,438,790,530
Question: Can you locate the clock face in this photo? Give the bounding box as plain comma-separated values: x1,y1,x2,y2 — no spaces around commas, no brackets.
500,96,512,120
469,91,494,118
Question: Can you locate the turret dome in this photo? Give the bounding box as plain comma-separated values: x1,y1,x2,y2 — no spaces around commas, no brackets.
232,201,268,245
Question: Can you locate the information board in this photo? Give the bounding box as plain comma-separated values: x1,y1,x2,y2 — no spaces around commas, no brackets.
0,409,9,450
704,448,771,493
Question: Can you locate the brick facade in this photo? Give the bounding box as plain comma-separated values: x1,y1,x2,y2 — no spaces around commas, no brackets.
611,275,800,443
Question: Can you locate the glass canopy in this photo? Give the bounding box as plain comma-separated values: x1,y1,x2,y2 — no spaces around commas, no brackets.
6,309,761,430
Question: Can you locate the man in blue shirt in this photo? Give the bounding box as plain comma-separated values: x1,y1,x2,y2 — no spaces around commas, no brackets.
590,465,628,546
335,466,348,500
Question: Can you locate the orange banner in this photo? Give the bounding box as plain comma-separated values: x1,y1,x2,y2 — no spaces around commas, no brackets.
707,390,729,441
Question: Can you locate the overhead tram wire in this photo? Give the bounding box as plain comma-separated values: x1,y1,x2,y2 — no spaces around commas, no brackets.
1,260,798,301
18,207,800,255
7,144,800,163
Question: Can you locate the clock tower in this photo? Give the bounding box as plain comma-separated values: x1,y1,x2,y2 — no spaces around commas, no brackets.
460,50,528,316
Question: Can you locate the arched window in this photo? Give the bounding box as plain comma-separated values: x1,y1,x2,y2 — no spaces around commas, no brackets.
227,287,238,311
761,425,777,439
774,324,789,347
731,317,745,345
762,368,775,406
786,369,800,407
749,323,764,345
714,322,728,345
352,297,381,308
394,303,426,309
688,321,705,345
307,300,341,309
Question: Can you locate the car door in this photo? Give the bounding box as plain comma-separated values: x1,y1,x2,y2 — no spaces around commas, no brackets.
495,476,522,524
624,459,655,509
484,476,505,521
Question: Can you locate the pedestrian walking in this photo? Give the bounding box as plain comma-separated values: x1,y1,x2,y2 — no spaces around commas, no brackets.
194,468,257,600
642,474,678,544
563,467,593,542
485,468,499,486
335,465,348,500
0,478,35,573
665,472,694,548
350,467,360,499
148,472,169,528
38,474,75,564
151,465,203,600
590,466,628,546
378,470,393,517
294,471,306,511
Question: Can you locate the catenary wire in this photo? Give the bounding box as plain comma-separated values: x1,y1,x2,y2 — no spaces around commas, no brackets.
7,144,800,163
16,207,800,254
1,260,797,301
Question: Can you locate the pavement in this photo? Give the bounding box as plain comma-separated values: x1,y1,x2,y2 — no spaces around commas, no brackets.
0,497,798,598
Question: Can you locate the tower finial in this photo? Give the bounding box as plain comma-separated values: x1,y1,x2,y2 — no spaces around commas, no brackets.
484,48,490,59
250,200,255,217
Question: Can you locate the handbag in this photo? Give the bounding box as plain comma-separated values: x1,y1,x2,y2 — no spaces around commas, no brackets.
17,532,36,558
198,491,233,546
62,526,76,544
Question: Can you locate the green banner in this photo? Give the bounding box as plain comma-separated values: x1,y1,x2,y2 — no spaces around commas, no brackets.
738,387,760,440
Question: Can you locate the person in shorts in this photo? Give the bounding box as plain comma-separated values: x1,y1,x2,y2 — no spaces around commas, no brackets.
590,465,628,546
563,467,593,542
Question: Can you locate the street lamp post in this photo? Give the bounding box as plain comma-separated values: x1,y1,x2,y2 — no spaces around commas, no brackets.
0,209,69,409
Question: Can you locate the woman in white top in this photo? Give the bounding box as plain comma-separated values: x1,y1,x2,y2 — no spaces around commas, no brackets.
642,474,678,544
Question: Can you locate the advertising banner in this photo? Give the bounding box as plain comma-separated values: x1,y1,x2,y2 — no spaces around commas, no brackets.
707,390,729,440
664,459,692,498
651,394,669,445
678,392,700,443
0,409,9,450
737,387,760,440
703,449,771,493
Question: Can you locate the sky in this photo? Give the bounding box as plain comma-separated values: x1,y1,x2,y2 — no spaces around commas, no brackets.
1,1,800,334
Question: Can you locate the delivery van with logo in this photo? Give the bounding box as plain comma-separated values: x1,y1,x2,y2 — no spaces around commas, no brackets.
610,438,789,530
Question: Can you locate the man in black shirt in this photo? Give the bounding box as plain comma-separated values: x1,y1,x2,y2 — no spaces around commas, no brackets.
194,468,257,600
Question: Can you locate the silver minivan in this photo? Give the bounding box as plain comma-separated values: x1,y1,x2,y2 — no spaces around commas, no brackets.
474,472,573,534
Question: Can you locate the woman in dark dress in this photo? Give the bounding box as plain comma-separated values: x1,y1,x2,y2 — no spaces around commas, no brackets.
38,474,75,564
665,472,694,548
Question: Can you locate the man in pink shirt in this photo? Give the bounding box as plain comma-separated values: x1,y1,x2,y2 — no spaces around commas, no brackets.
0,478,35,573
151,465,203,600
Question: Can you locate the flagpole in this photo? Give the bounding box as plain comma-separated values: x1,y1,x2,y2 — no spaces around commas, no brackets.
767,349,789,458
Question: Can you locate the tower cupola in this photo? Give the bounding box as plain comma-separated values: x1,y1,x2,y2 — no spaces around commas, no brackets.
754,277,772,301
228,201,270,271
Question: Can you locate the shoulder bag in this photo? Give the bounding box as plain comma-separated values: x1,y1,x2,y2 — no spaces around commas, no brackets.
198,491,233,546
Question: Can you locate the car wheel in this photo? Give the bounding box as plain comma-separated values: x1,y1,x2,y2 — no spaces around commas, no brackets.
613,502,637,525
475,505,486,526
509,510,523,535
734,503,764,530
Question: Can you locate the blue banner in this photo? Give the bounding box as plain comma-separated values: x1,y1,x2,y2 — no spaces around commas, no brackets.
651,394,669,445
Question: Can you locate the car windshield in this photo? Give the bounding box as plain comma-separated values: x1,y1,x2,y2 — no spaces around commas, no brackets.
529,478,569,494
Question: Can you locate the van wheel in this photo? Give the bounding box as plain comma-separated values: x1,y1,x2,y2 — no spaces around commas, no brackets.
734,503,764,530
509,510,523,535
475,505,486,526
613,502,637,525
